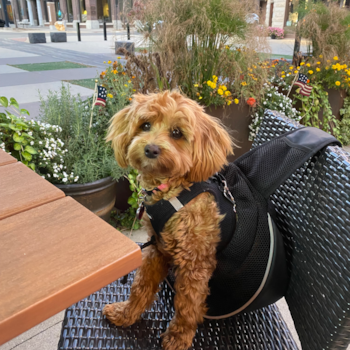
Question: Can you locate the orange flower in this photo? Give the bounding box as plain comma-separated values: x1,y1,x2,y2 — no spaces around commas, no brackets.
129,98,132,101
132,76,136,79
307,79,310,83
246,97,256,107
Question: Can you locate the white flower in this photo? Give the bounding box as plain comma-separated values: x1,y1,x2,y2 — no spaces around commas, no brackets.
62,178,68,182
30,141,34,146
42,176,45,179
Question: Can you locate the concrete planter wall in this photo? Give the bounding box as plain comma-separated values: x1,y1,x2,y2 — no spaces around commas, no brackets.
206,103,252,162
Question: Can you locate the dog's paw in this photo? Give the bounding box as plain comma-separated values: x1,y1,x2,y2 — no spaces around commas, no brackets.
102,301,138,327
161,328,194,350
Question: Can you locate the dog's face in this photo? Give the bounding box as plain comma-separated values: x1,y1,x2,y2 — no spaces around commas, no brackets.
107,91,233,183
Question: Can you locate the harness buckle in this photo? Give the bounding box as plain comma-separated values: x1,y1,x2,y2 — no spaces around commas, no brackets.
212,173,237,212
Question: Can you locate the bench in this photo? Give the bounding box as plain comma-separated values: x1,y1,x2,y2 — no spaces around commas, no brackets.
58,110,350,350
17,19,30,28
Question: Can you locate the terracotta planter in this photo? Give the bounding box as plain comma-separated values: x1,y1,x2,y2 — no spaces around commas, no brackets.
55,177,117,221
206,103,252,162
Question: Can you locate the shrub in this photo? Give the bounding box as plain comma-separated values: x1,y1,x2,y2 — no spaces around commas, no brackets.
298,2,350,62
268,27,284,39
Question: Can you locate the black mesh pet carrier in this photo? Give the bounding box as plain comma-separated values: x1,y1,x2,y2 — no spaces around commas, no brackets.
144,126,340,318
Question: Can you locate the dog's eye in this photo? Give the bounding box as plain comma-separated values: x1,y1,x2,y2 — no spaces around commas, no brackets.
141,122,151,131
171,128,183,139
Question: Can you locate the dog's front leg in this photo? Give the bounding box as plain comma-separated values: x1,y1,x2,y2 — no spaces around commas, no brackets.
103,244,170,327
161,254,216,350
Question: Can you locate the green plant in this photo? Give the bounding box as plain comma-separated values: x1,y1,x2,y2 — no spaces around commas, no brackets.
298,2,350,62
128,0,269,105
293,82,340,137
339,96,350,146
38,84,127,184
110,169,143,230
249,83,301,141
0,96,37,169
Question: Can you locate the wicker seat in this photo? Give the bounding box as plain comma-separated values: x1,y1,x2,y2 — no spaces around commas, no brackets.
58,110,350,350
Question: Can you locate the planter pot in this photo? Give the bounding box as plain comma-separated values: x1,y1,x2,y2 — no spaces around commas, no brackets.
114,176,132,212
206,103,252,162
56,177,117,221
271,34,276,39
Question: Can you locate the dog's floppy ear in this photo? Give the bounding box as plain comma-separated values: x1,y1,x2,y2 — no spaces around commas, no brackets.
106,106,132,168
187,110,234,182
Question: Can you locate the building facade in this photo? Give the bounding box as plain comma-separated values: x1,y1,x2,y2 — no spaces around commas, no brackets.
1,0,132,28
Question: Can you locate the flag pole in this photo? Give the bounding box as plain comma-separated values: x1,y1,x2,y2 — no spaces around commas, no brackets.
90,80,98,132
287,72,299,98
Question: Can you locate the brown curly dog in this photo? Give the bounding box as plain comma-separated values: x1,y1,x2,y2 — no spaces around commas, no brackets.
103,90,233,350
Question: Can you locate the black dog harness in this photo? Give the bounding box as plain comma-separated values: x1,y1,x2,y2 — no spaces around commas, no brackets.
138,127,340,318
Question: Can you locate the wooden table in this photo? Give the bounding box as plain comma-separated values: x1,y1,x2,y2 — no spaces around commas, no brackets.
0,150,142,345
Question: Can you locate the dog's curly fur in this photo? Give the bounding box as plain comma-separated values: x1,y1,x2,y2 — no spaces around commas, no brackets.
104,90,234,350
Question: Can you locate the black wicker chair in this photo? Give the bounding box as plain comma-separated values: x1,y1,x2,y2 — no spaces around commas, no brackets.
58,110,350,350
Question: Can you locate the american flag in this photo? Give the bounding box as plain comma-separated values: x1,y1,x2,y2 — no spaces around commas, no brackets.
94,86,107,107
294,73,313,96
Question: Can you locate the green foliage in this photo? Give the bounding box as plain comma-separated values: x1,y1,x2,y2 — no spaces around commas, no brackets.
0,96,36,169
339,96,350,146
298,2,350,62
293,82,340,138
110,169,143,230
38,84,128,184
249,81,301,141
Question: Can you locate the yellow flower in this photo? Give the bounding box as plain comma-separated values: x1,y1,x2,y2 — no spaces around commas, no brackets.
103,61,106,64
289,66,293,70
234,98,239,104
124,84,128,87
212,75,217,80
308,70,313,75
117,56,121,59
306,63,310,67
335,81,341,86
222,86,227,91
300,62,305,66
241,82,247,86
133,89,136,92
317,62,321,65
281,75,286,78
319,54,323,58
211,83,216,89
207,80,212,86
225,91,231,96
316,68,320,72
327,59,331,63
281,71,285,74
113,70,117,74
128,80,131,83
225,45,229,49
333,56,339,61
227,100,232,105
107,93,113,98
194,84,199,87
218,88,224,95
199,96,203,100
294,70,298,74
297,67,301,70
108,60,111,64
326,66,329,70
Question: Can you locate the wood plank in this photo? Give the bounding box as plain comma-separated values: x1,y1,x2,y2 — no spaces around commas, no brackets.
0,149,17,166
0,197,142,345
0,162,65,220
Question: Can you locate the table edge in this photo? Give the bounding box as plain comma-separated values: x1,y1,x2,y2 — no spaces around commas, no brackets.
0,246,142,345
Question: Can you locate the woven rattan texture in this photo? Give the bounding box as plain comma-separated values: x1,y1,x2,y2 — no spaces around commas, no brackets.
253,110,350,350
58,270,298,350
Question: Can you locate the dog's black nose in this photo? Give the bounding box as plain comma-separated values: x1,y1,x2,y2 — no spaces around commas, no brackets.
144,144,160,159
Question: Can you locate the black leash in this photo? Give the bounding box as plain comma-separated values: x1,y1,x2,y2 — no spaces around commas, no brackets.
120,235,156,284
